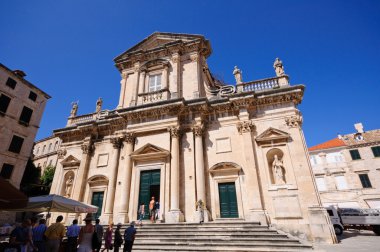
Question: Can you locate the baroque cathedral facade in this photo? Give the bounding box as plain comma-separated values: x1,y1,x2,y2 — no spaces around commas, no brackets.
50,32,335,242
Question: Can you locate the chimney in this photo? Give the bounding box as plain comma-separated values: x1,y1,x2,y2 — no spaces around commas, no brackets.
354,123,364,133
13,70,27,78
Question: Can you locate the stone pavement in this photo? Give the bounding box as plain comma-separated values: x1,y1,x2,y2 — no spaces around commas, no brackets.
314,230,379,252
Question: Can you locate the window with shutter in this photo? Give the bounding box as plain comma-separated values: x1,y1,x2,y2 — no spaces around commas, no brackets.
19,106,33,125
0,94,11,114
371,146,380,157
335,175,348,190
315,177,327,191
349,149,361,160
8,135,24,153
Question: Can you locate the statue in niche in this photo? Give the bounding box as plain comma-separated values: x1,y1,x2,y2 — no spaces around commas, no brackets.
273,58,285,77
65,175,73,197
70,101,78,117
96,97,102,113
272,155,286,184
233,66,243,84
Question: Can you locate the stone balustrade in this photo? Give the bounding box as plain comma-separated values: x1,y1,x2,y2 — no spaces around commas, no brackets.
237,76,288,93
67,114,95,126
138,89,169,104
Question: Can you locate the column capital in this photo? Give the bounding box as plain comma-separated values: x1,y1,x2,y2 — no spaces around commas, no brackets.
123,132,135,144
171,53,180,63
121,72,128,80
237,120,255,134
168,126,181,138
57,148,67,159
110,137,123,149
193,125,204,137
81,143,93,154
285,113,303,128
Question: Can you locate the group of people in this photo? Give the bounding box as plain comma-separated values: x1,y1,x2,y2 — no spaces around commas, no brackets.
8,214,137,252
138,196,160,225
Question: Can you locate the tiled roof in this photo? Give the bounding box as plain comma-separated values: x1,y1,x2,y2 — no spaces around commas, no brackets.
340,129,380,146
309,138,346,151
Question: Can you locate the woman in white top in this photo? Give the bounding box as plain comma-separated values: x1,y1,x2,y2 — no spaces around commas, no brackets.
77,214,95,252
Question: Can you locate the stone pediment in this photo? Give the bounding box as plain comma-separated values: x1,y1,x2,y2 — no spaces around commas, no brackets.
60,155,80,167
209,162,242,176
256,127,290,145
115,32,205,59
130,143,170,161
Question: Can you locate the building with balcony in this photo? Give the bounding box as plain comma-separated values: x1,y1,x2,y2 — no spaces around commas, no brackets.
0,63,50,223
309,123,380,209
49,32,335,243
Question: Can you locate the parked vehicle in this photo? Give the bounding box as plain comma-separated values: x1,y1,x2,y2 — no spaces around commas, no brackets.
326,206,380,235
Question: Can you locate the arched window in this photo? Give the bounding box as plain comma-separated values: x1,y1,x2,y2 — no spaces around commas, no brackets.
48,143,52,152
36,147,40,155
42,145,46,154
54,141,59,150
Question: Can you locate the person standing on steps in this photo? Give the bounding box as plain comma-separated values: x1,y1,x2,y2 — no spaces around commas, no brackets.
138,203,145,226
114,223,123,252
154,201,160,222
33,218,47,252
101,223,113,252
94,219,104,252
44,215,65,252
123,222,137,252
77,213,94,252
149,197,156,223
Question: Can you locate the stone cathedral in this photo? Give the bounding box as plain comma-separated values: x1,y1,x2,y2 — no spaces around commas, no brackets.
50,32,335,242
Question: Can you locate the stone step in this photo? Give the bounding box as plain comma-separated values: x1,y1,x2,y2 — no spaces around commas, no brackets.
136,233,289,239
134,237,301,244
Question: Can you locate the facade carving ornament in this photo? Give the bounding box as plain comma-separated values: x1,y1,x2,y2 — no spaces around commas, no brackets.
193,125,204,137
285,113,303,128
81,143,93,154
57,148,67,159
190,53,199,62
237,120,255,134
273,57,285,77
168,126,181,138
171,54,180,63
123,132,135,144
110,137,123,149
233,66,243,84
121,72,128,79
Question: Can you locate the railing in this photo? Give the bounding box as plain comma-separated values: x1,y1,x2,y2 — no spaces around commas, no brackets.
138,89,169,104
237,76,287,93
70,114,95,125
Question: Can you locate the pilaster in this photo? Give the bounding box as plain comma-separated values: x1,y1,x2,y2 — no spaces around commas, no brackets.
118,72,128,109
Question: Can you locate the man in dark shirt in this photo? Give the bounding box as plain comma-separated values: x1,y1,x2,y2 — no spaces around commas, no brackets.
94,218,104,252
114,223,123,252
123,221,137,252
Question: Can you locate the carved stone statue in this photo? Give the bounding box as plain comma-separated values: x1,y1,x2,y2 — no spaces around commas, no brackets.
233,66,243,84
96,97,103,113
65,175,73,197
273,58,285,77
70,102,78,117
272,155,286,184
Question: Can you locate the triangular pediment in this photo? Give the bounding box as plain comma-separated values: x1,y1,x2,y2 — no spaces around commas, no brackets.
130,143,170,161
61,155,80,167
256,127,290,144
114,32,205,60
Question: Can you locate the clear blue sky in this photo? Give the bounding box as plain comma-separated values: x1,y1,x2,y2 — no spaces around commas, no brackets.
1,0,379,147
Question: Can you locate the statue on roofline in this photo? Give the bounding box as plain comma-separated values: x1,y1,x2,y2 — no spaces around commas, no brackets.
233,66,243,84
96,97,103,113
273,58,285,77
70,101,78,117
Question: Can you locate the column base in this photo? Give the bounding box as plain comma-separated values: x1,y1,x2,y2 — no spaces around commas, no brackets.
166,210,184,223
247,209,268,225
194,209,210,223
114,212,130,224
101,213,114,224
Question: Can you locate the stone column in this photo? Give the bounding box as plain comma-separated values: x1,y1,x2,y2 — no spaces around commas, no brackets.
166,126,184,223
117,72,128,109
115,133,135,223
103,137,122,223
171,53,180,97
71,137,93,202
237,119,266,224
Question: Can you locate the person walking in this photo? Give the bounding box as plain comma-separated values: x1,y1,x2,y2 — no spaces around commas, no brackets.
137,203,145,226
44,215,65,252
77,214,94,252
154,201,160,222
101,223,113,252
94,219,104,252
149,197,155,223
113,223,123,252
32,219,47,252
66,219,80,252
9,219,31,252
123,222,136,252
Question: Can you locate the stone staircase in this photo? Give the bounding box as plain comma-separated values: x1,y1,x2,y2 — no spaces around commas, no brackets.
117,221,313,252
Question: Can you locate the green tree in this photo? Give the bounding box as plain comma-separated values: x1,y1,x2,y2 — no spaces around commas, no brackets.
41,165,55,189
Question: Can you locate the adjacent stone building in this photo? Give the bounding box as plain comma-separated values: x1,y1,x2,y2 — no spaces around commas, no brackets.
0,64,51,188
309,123,380,209
32,136,61,173
49,32,335,243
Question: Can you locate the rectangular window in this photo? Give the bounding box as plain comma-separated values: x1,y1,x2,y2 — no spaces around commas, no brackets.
0,163,14,179
350,149,361,160
148,74,162,92
5,78,17,89
315,177,327,191
0,94,11,114
359,174,372,188
372,146,380,158
335,175,348,190
8,135,24,153
19,106,33,124
28,91,37,101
